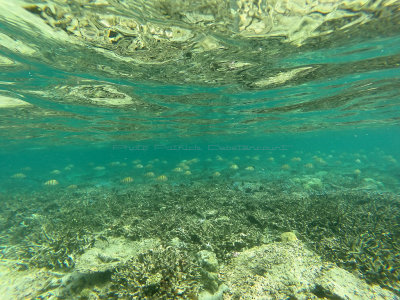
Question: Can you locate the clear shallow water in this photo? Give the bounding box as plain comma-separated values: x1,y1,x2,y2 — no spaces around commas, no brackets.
1,128,400,194
0,0,400,299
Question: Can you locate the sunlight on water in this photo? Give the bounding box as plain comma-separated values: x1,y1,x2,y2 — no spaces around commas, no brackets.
0,0,399,299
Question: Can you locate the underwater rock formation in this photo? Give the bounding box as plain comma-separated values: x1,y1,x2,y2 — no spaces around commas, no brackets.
221,240,397,299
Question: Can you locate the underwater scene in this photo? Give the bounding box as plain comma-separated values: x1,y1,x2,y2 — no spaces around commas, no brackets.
0,0,400,299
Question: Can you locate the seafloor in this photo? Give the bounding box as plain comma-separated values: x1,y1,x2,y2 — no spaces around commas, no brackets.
0,151,399,299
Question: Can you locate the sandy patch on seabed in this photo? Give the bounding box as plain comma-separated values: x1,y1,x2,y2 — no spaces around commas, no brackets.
0,260,59,299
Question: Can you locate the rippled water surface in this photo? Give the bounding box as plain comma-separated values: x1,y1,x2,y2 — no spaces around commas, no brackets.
0,0,399,144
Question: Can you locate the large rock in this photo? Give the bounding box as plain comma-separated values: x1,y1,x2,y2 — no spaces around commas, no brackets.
220,240,397,300
314,267,397,300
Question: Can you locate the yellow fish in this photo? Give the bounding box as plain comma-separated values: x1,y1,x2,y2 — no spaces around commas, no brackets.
121,177,134,183
44,179,59,186
230,164,239,170
156,175,168,181
11,173,26,179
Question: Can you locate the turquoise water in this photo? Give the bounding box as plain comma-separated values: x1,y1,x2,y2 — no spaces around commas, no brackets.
0,1,400,299
1,129,400,194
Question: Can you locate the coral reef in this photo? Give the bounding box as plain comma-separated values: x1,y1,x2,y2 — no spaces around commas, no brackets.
110,246,201,298
0,181,399,298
